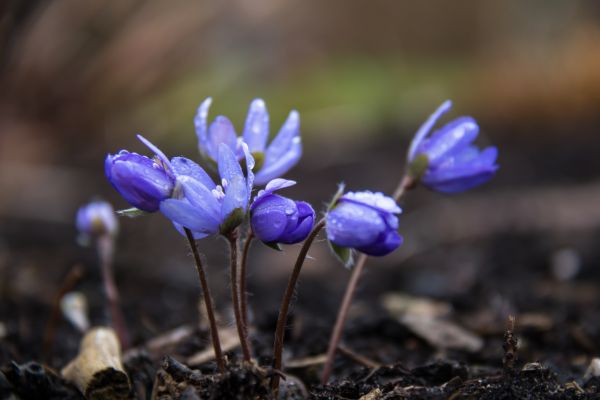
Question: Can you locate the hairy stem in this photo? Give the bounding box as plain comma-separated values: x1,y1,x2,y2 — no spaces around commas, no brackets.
271,219,326,393
184,228,225,372
227,230,252,362
321,175,414,384
240,229,254,330
97,235,130,350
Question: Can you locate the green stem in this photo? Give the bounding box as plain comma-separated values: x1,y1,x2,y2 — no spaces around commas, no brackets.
184,228,225,372
271,219,326,393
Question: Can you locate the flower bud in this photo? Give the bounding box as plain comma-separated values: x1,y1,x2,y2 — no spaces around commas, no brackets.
250,179,315,245
105,150,174,212
76,201,118,237
326,191,402,257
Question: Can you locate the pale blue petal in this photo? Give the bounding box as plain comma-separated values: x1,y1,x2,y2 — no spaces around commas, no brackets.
176,176,221,219
194,97,213,158
419,117,479,166
221,175,248,219
218,143,244,186
407,100,452,161
160,199,219,234
170,157,215,190
326,202,386,248
136,134,172,173
208,117,238,161
242,99,269,153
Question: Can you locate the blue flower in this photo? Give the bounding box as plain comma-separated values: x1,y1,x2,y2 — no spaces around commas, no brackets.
195,98,301,186
250,179,315,245
407,100,499,193
76,201,119,237
160,142,255,238
105,135,177,212
326,191,402,257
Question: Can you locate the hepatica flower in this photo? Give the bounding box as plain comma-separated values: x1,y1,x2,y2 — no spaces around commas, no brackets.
76,201,118,238
160,142,255,238
195,98,301,186
105,135,177,212
407,100,499,193
326,191,402,259
250,179,315,245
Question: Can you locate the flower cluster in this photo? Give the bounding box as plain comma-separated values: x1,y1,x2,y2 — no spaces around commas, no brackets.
100,97,499,390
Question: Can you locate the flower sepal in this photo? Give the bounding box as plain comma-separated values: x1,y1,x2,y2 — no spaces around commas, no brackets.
328,240,354,269
219,207,245,235
407,153,429,181
116,207,150,218
262,241,283,251
326,183,346,212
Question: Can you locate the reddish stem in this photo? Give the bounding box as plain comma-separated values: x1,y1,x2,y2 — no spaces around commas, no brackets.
271,219,326,394
240,229,254,330
184,228,225,372
97,235,130,349
227,230,252,361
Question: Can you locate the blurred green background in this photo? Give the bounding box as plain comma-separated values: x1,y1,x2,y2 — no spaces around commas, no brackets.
2,0,600,340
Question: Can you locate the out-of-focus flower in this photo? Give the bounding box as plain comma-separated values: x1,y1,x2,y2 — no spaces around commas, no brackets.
326,191,402,257
407,100,499,193
160,142,255,238
195,98,301,186
76,201,118,237
105,135,177,212
250,179,315,245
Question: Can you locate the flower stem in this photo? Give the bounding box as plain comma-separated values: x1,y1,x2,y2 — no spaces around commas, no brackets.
97,235,130,350
271,218,326,393
184,228,225,372
240,229,254,329
321,175,414,384
226,230,252,362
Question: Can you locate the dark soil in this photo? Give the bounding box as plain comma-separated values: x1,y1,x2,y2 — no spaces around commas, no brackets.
3,140,600,399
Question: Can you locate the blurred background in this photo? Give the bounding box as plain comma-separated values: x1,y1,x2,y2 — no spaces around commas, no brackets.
2,0,600,362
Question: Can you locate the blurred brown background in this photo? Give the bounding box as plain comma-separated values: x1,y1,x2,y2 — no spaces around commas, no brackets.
2,0,600,352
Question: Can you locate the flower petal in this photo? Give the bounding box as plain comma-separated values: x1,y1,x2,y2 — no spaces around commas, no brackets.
407,100,452,161
326,202,386,248
242,98,269,153
208,116,238,160
255,110,301,185
172,222,210,240
221,174,248,220
218,143,244,187
340,191,401,214
356,230,403,256
176,176,221,219
278,201,315,244
160,198,219,234
136,134,172,174
418,117,479,166
171,157,216,190
240,141,255,201
194,97,213,158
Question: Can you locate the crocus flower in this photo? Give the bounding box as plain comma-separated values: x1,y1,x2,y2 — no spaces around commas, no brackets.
159,142,255,238
250,179,315,245
407,100,499,193
105,135,177,212
76,201,118,237
326,191,402,257
194,97,301,186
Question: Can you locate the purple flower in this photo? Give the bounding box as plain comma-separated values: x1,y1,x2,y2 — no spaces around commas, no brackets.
159,142,255,238
76,201,118,237
195,98,301,186
105,135,176,212
407,100,499,193
250,179,315,245
326,191,402,257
